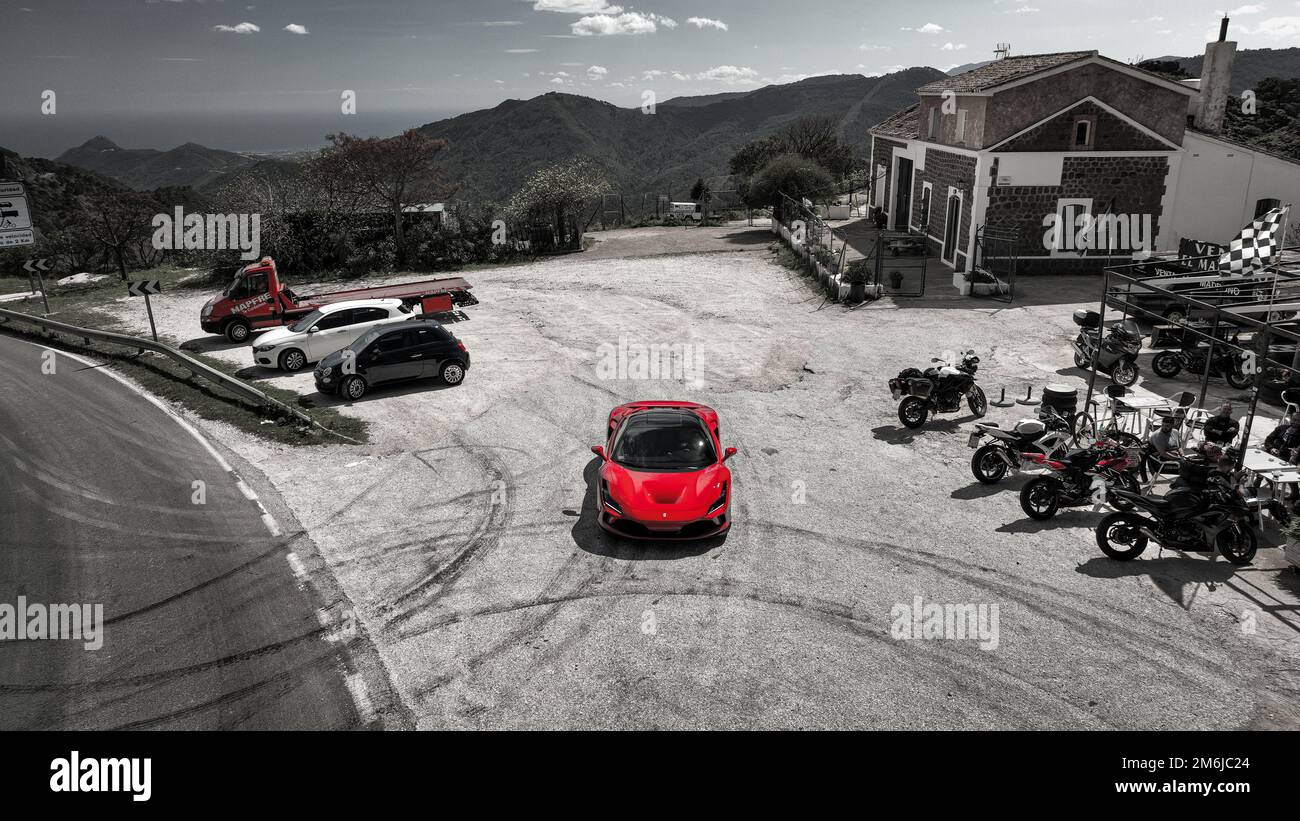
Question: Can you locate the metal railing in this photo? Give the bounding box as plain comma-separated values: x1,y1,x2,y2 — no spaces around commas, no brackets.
0,307,317,428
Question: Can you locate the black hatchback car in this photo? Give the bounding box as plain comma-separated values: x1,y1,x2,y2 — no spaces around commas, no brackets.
314,319,470,400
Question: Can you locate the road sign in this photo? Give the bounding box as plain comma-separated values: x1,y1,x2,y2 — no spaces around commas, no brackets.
23,258,50,273
0,181,34,248
128,280,162,341
127,280,163,297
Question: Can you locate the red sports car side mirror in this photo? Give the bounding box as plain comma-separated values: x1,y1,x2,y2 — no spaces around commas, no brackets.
591,445,607,461
723,447,738,462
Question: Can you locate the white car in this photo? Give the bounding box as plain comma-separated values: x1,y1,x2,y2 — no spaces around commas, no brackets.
252,299,415,371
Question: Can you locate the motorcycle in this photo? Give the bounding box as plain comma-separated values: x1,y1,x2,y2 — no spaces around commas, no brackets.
1150,338,1253,389
1018,439,1141,520
1071,311,1142,388
1096,480,1259,565
968,406,1075,484
890,350,986,430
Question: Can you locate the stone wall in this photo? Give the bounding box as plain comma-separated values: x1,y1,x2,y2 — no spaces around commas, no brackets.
997,100,1169,152
982,154,1171,274
912,148,977,269
870,136,906,222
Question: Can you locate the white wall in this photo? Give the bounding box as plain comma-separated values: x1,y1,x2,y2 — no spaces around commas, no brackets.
1171,132,1300,245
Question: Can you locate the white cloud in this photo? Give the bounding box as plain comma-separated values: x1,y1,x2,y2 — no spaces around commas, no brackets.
1248,15,1300,37
1013,6,1040,12
941,42,967,50
531,0,622,13
587,64,608,79
901,22,946,33
1228,4,1267,13
694,65,759,84
572,11,675,35
212,22,260,33
283,23,308,35
643,69,665,79
505,48,539,53
859,44,891,51
686,17,728,30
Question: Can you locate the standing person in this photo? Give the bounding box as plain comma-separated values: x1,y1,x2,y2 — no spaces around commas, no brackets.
1202,403,1240,447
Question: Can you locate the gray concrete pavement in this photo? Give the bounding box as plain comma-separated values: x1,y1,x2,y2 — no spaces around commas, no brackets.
95,224,1300,729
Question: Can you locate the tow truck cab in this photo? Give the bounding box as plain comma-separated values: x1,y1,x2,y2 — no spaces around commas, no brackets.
200,256,476,343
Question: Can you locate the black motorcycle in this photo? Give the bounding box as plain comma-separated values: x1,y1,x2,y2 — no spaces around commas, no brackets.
1096,480,1259,565
1150,339,1253,389
1019,440,1141,520
1071,312,1142,388
890,350,986,429
968,407,1075,484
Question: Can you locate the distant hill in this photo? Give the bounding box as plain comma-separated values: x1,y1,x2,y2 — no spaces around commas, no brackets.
55,136,259,191
414,67,946,202
947,60,994,76
1150,47,1300,95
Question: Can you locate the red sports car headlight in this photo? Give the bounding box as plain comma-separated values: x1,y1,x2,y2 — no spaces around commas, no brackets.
707,481,728,514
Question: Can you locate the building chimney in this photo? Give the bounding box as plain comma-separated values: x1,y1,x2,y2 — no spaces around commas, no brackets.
1194,16,1236,134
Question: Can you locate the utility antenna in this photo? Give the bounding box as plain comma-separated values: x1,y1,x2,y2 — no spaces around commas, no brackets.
994,43,1011,60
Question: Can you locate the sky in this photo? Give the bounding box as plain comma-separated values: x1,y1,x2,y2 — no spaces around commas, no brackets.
2,0,1299,156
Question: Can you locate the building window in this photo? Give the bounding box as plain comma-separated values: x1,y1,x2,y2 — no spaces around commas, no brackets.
1071,115,1096,150
955,110,967,144
928,107,937,139
920,183,932,231
1255,198,1282,218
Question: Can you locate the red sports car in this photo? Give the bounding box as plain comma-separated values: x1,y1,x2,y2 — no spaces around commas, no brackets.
591,401,737,540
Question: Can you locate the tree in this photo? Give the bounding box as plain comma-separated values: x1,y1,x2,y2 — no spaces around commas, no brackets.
320,130,453,266
690,177,709,202
745,154,837,217
80,191,157,280
506,158,611,248
729,116,858,181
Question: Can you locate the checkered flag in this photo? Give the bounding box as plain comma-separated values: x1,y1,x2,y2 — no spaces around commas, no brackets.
1218,205,1291,275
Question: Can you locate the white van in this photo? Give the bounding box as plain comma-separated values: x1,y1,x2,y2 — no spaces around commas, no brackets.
667,202,703,222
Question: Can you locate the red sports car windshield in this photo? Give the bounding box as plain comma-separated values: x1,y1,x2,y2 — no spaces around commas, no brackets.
611,412,717,471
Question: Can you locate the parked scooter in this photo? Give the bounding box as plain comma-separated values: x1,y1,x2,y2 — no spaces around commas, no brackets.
1150,337,1253,389
1071,311,1142,387
890,350,986,429
1018,439,1140,520
968,407,1075,484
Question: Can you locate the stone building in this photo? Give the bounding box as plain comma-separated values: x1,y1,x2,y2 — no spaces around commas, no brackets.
868,30,1300,291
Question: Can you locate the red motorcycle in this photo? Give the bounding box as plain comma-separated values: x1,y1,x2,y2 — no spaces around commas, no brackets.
1019,440,1141,520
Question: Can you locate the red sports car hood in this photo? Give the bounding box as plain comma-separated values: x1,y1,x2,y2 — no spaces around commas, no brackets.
603,462,729,523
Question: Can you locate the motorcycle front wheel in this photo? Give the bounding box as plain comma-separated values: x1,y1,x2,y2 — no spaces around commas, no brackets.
967,386,988,418
1215,525,1258,565
1020,476,1061,521
1096,512,1150,560
1110,359,1139,387
1151,351,1182,379
898,396,928,429
1073,351,1089,369
971,444,1009,484
1224,367,1253,390
1105,471,1141,511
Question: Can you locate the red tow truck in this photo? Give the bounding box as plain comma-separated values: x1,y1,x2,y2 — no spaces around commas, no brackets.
199,257,478,343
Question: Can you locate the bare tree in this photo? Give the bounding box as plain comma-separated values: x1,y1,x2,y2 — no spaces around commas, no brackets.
80,192,156,280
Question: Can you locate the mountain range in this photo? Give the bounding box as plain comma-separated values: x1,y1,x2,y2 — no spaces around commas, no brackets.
39,46,1300,201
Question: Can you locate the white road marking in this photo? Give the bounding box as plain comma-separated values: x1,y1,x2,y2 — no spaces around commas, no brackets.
344,673,377,724
285,551,308,580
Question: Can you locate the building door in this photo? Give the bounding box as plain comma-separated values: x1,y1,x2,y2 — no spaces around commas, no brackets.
942,191,962,264
893,158,913,231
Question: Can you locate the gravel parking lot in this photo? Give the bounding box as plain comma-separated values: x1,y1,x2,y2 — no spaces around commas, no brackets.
97,222,1300,729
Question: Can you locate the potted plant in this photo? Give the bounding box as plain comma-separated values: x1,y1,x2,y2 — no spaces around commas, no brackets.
887,269,904,290
845,258,872,303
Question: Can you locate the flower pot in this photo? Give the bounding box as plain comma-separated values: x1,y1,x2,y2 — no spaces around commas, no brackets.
849,281,867,302
887,271,904,289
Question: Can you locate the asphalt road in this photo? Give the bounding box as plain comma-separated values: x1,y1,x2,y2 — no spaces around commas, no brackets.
0,333,376,730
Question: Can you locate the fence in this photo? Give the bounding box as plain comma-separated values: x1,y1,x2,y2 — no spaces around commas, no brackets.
0,307,323,431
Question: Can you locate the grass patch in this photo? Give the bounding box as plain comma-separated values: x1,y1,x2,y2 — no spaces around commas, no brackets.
0,308,368,446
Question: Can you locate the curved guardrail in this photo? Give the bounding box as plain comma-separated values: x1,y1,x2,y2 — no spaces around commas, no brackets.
0,306,316,427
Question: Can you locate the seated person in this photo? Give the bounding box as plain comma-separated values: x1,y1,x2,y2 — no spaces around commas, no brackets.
1263,418,1300,464
1202,403,1240,447
1148,416,1183,462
